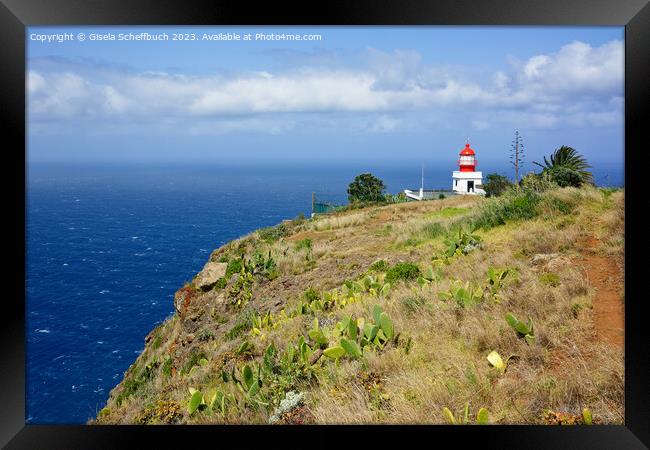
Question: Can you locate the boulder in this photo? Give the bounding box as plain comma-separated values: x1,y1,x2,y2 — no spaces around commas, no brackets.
530,253,571,272
194,261,228,290
531,253,561,265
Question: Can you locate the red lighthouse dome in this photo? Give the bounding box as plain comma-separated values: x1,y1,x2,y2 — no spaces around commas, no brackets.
458,143,477,172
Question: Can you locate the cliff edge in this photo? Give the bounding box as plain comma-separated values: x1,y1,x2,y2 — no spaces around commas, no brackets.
92,185,624,425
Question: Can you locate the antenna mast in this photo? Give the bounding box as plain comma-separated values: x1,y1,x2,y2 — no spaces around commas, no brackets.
421,163,424,191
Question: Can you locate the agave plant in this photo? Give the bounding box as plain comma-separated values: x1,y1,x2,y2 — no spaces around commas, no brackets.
533,146,593,185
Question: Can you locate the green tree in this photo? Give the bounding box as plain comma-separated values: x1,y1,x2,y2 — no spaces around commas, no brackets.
546,166,583,187
347,173,386,203
533,146,593,186
483,173,513,197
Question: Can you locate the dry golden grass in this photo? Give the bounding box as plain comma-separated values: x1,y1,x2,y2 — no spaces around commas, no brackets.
309,210,370,231
95,186,624,426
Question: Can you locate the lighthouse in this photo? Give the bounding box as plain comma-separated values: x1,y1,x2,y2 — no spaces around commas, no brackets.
452,142,485,195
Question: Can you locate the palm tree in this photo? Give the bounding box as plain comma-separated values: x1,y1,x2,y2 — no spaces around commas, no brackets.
533,146,593,185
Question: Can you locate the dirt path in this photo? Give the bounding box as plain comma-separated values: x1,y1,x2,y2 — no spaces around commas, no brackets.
579,236,624,347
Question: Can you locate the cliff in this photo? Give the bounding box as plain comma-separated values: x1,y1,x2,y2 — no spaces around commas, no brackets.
92,184,624,425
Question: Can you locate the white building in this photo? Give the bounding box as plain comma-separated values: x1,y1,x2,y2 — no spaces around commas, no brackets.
452,143,485,195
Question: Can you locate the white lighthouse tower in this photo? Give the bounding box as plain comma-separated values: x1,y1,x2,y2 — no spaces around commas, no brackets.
452,142,485,195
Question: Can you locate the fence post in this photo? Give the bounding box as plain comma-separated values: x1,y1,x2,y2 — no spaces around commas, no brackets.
311,192,315,217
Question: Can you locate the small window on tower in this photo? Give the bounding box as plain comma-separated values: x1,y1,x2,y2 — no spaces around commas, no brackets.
455,180,458,186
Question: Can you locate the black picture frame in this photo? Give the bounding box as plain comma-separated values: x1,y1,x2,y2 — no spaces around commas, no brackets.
1,0,648,448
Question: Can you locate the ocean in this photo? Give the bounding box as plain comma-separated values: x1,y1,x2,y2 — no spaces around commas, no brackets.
25,163,623,423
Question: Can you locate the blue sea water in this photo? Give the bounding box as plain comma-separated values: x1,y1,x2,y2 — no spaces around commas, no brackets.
25,163,623,424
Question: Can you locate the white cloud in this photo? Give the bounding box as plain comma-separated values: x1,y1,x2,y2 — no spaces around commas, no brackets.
515,40,623,97
523,55,551,78
187,71,385,115
27,40,623,134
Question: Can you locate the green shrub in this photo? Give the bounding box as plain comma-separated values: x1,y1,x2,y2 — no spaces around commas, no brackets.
258,223,289,244
161,356,173,377
543,196,574,215
295,238,312,251
511,192,541,218
422,222,446,239
115,377,145,406
115,359,160,406
547,166,583,187
226,258,243,278
519,172,558,193
385,262,421,284
225,312,254,340
303,287,320,303
600,187,619,198
483,173,513,197
538,272,560,287
571,302,583,318
472,189,541,230
214,277,227,289
438,193,446,199
182,350,208,375
249,250,279,279
369,259,389,272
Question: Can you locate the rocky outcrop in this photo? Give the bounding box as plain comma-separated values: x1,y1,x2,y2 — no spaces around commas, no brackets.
530,253,571,272
194,261,227,290
173,286,195,315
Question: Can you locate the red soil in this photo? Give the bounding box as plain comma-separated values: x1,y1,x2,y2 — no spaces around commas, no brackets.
579,236,624,347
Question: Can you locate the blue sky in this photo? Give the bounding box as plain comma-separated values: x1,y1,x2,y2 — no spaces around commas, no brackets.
27,26,624,176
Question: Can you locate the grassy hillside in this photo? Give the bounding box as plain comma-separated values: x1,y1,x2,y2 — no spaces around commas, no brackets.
92,183,624,425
